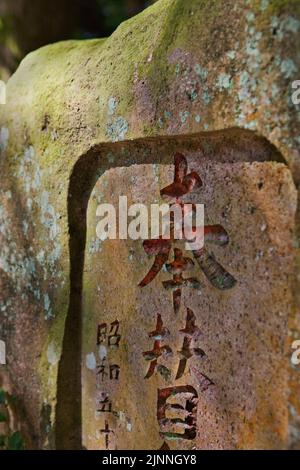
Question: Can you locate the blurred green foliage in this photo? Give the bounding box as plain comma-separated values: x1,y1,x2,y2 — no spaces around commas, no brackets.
0,388,25,450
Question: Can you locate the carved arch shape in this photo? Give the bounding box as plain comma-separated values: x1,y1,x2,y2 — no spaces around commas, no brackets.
55,128,285,449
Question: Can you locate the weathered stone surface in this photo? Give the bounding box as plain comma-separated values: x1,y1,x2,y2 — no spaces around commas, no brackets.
81,159,295,450
0,0,299,449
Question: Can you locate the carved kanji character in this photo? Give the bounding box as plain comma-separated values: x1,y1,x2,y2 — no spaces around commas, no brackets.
96,358,108,382
96,393,112,413
97,320,121,347
96,359,120,381
176,308,206,379
97,323,107,345
160,152,202,200
163,248,201,314
108,320,121,348
157,385,198,441
100,420,114,449
143,314,172,380
139,153,237,291
139,238,171,287
109,364,120,380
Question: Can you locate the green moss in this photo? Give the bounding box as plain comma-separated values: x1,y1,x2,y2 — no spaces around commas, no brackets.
1,0,300,447
264,0,300,15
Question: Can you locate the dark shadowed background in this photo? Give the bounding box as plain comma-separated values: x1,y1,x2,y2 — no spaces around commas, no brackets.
0,0,157,80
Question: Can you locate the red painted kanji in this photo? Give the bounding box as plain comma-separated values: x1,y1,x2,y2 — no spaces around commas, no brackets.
163,248,201,314
176,308,206,379
143,314,173,380
157,385,198,441
139,153,237,295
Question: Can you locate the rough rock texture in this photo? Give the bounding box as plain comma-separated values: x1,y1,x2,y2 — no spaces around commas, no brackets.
0,0,299,449
82,160,295,450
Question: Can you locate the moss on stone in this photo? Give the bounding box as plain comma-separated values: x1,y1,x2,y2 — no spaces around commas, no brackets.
0,0,299,448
